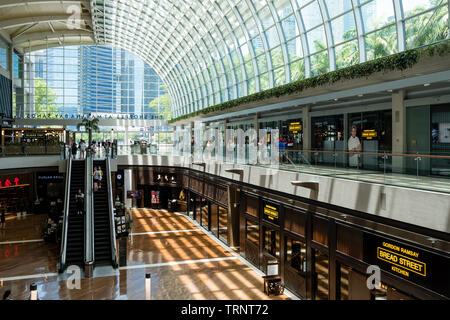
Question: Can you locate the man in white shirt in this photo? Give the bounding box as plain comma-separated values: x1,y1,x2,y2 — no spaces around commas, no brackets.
348,125,361,167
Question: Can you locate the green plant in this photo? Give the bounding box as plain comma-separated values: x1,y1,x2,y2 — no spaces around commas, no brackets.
77,117,100,146
169,40,450,124
125,217,132,232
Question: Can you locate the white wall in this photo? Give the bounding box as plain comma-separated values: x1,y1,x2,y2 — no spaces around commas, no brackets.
116,155,450,234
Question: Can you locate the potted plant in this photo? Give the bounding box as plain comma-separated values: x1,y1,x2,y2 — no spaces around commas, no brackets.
77,117,100,147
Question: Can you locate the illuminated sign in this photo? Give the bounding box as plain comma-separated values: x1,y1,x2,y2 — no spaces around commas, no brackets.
263,202,280,225
362,129,378,140
377,246,426,277
0,174,30,189
289,122,302,133
363,233,450,297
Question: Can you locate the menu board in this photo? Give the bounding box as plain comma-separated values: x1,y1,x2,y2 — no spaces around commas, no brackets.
289,122,302,133
362,129,378,140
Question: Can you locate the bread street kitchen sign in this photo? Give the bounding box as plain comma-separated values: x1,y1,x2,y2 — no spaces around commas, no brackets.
363,233,450,297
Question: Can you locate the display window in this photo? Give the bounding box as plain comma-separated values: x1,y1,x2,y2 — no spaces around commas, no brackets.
313,250,329,300
263,226,280,258
245,219,259,246
285,237,306,273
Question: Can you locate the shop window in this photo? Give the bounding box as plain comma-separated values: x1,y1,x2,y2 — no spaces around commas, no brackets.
245,195,259,217
201,203,209,230
263,226,280,258
218,206,228,244
245,219,259,246
338,264,350,300
284,207,305,236
210,204,218,236
285,237,306,273
313,250,329,300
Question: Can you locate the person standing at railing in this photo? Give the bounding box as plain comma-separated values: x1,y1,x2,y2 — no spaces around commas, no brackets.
348,125,362,167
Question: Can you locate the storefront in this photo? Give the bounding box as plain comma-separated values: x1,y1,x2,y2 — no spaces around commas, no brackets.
238,187,449,300
0,172,32,215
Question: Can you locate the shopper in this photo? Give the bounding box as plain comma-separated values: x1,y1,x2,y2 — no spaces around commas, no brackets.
71,141,78,159
75,189,84,215
98,166,103,189
92,167,100,192
79,140,86,159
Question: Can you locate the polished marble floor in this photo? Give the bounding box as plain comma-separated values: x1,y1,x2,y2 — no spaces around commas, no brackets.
0,210,291,300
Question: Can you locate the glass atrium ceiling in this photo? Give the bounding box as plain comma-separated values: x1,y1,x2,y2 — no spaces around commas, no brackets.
91,0,448,118
1,1,449,118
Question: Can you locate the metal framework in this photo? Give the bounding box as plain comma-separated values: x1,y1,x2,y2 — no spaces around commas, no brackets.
1,0,449,118
91,0,449,118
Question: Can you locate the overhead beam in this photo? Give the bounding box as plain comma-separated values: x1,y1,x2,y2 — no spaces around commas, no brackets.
22,40,95,53
0,14,91,30
0,0,82,9
13,30,93,45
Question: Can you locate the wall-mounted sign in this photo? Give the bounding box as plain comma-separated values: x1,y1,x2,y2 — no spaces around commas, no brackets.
263,202,280,225
37,174,64,181
0,174,30,189
363,233,450,297
151,191,160,205
289,122,302,133
362,129,378,140
127,191,142,199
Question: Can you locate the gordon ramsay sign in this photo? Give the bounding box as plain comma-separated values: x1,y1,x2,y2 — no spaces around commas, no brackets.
363,233,450,297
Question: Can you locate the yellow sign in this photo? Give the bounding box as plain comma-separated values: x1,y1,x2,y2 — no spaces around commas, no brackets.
289,122,302,133
377,246,426,277
362,129,377,140
263,205,279,221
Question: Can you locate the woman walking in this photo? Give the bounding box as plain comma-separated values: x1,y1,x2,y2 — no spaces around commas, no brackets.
92,167,100,192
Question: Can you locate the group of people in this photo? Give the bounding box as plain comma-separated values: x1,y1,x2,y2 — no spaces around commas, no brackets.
74,166,104,215
70,140,115,159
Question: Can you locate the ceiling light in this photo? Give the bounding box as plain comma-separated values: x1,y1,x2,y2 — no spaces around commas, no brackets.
358,94,363,97
387,89,393,93
424,83,431,87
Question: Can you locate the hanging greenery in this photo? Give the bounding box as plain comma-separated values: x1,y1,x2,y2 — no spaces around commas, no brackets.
169,40,450,124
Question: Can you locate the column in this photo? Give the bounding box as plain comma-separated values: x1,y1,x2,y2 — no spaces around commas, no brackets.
343,112,349,167
302,105,311,162
124,169,133,208
227,185,240,248
392,90,406,173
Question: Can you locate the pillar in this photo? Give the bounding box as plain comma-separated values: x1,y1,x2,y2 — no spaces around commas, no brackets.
302,105,311,162
227,185,240,248
124,169,133,208
392,90,406,173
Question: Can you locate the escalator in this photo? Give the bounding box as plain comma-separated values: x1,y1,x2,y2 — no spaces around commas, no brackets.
64,159,85,267
93,160,114,265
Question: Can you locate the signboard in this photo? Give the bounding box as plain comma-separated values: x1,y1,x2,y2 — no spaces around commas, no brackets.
363,233,450,297
289,122,302,134
151,191,160,205
127,191,142,199
37,174,64,181
362,129,378,140
0,173,30,189
263,202,280,225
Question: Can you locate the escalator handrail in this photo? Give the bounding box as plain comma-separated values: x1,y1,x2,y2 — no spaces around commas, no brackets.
84,155,94,265
59,156,72,271
106,157,118,268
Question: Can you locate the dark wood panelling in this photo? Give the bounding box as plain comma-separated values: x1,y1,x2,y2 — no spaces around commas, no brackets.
216,186,228,206
284,207,305,236
284,265,306,299
337,224,363,260
313,216,328,246
245,195,259,217
245,240,259,268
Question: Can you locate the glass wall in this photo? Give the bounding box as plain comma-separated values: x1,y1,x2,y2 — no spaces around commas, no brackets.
14,46,169,119
0,36,9,71
431,104,450,177
93,0,450,118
